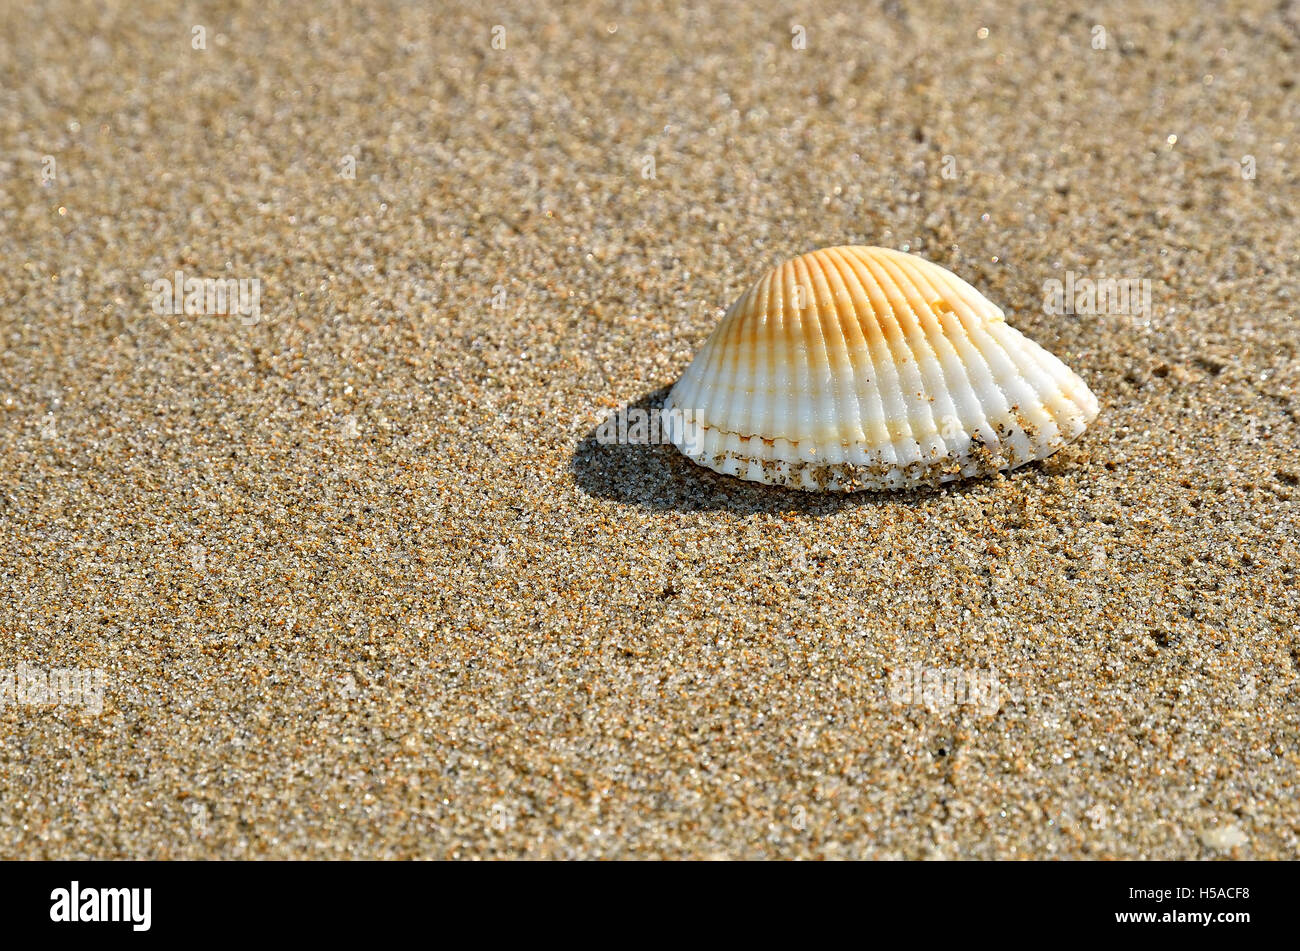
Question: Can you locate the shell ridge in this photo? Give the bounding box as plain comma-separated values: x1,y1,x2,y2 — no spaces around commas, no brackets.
877,252,949,464
732,282,764,432
976,324,1074,465
847,249,933,466
946,306,1056,465
925,269,1015,448
702,282,754,432
674,322,719,422
807,250,864,455
875,251,1004,458
995,319,1092,417
921,258,1006,324
752,266,779,441
853,249,917,467
987,322,1095,435
886,254,1030,465
841,247,914,465
676,286,742,428
772,261,794,446
789,255,825,450
831,248,902,466
814,249,872,451
825,248,893,462
866,249,966,460
742,275,772,438
801,252,840,454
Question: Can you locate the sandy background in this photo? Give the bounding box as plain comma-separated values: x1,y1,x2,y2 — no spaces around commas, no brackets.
1,0,1297,858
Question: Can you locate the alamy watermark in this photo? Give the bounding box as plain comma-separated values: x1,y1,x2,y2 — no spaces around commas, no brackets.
0,661,106,715
889,664,1001,715
1043,270,1152,320
150,270,263,326
50,881,150,931
593,402,705,454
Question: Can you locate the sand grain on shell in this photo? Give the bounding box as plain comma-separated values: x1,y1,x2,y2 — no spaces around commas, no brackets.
0,0,1297,858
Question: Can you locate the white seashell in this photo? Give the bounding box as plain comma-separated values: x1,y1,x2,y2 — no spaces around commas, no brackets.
663,246,1100,492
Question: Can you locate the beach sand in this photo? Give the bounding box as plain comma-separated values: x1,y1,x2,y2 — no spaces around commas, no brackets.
1,0,1296,858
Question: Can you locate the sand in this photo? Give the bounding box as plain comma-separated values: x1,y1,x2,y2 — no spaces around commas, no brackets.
0,0,1296,858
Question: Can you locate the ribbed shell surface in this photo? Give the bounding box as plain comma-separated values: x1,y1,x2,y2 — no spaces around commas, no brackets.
662,246,1099,491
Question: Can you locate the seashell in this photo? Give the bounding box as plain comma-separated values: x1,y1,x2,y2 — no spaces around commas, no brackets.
662,246,1099,492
